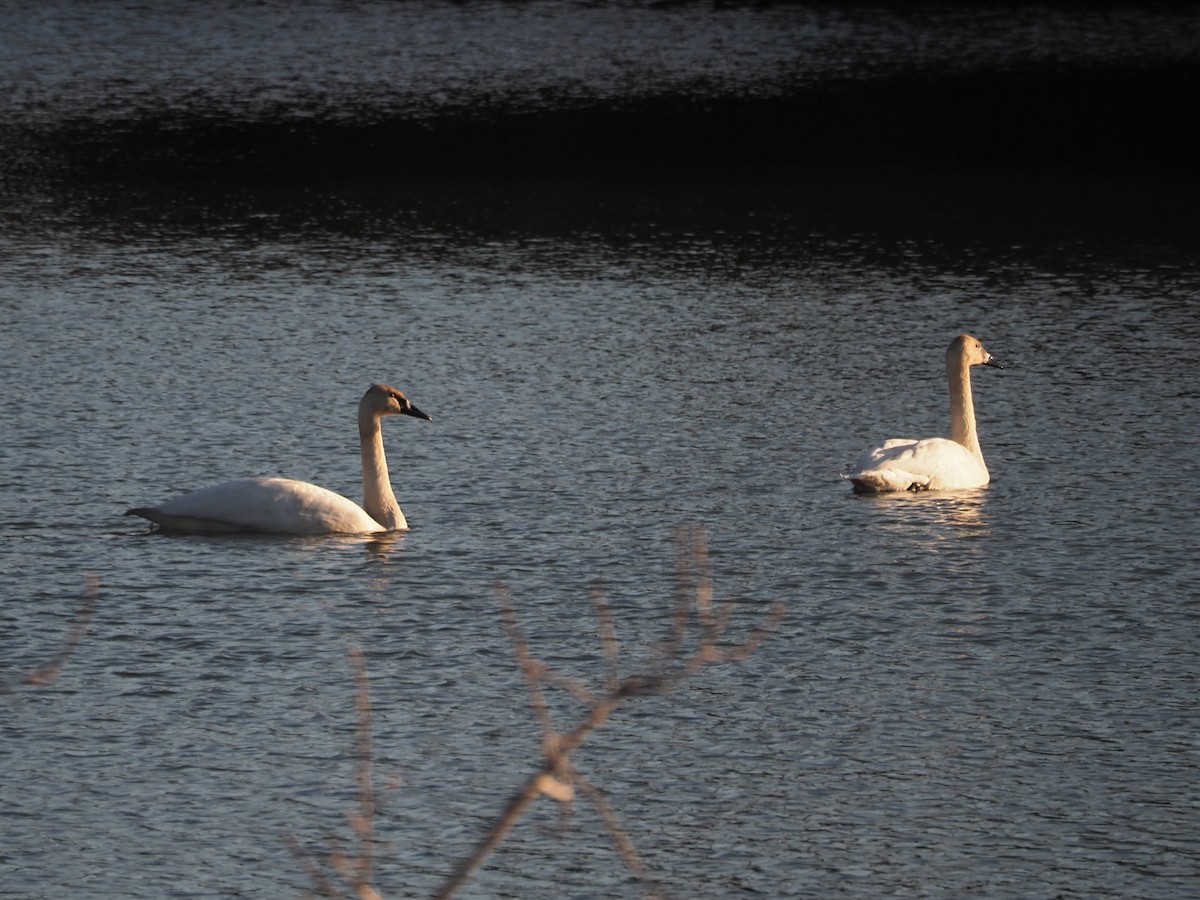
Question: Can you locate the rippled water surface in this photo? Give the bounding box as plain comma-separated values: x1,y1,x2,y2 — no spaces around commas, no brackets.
2,3,1199,899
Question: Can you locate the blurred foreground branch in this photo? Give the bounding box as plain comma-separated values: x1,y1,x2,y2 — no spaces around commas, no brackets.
435,527,784,898
1,573,98,695
287,646,383,900
291,528,783,899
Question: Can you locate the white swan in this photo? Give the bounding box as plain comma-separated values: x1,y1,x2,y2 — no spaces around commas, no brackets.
847,334,1004,493
126,384,431,534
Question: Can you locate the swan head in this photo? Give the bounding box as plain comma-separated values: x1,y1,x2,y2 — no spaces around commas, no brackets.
362,383,432,421
950,334,1004,370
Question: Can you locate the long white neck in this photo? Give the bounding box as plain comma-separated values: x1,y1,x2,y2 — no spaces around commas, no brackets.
359,411,405,530
947,353,983,460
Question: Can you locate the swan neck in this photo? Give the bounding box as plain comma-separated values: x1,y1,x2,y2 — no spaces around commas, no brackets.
948,354,983,459
359,410,403,529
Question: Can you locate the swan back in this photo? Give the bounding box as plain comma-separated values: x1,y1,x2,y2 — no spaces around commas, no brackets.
127,477,387,534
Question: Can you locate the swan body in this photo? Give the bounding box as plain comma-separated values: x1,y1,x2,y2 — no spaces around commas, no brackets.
848,334,1003,493
126,384,430,534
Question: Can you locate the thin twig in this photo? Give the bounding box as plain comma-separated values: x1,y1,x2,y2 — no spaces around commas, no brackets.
347,646,377,898
497,586,556,737
283,833,341,899
574,772,659,896
285,646,383,900
591,587,620,695
2,573,98,695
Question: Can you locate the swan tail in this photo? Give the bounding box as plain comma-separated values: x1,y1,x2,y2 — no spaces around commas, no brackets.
846,469,931,494
124,507,256,534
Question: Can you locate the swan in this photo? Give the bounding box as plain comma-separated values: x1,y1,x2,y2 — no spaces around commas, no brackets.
847,334,1004,493
125,384,431,534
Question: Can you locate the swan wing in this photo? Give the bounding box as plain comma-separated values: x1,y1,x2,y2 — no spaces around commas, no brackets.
127,477,388,534
854,438,919,467
848,438,988,493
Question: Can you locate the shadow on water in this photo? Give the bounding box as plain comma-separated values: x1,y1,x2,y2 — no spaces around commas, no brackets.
6,165,1199,278
3,3,1199,262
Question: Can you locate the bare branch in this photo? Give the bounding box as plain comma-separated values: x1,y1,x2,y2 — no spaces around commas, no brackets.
285,646,383,900
712,601,786,664
290,529,783,899
433,763,548,899
348,646,376,895
2,573,98,696
590,587,620,695
573,773,660,897
436,529,784,898
496,584,555,737
283,833,341,899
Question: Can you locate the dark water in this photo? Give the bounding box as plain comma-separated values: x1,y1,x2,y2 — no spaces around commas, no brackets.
2,3,1199,898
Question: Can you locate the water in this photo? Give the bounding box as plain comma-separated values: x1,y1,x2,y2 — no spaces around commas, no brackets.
2,3,1199,898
